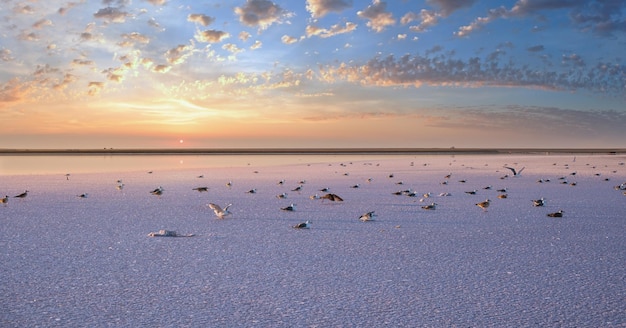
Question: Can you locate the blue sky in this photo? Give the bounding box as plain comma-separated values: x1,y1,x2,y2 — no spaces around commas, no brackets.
0,0,625,148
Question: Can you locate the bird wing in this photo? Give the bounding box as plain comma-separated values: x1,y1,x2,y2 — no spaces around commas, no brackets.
517,167,525,175
331,194,343,201
504,166,516,175
208,203,223,214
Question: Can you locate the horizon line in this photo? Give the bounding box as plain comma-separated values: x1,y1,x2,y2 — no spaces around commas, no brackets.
1,147,625,155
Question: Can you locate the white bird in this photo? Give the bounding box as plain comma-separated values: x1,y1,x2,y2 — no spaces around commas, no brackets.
208,203,232,219
532,198,546,207
309,194,320,200
504,166,525,176
359,211,376,221
276,192,287,199
293,220,311,229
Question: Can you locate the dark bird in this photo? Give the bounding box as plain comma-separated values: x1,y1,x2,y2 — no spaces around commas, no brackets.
77,193,89,198
150,186,164,196
321,193,344,202
421,203,437,210
281,203,296,211
547,210,564,218
465,190,477,195
192,187,209,192
293,220,311,229
504,166,525,176
14,190,29,198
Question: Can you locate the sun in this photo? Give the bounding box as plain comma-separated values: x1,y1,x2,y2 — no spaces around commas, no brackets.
179,139,184,144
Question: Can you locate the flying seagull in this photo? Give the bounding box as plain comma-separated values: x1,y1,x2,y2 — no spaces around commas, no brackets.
504,166,525,176
208,203,232,219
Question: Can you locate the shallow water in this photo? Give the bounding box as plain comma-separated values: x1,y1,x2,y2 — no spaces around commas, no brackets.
1,154,625,327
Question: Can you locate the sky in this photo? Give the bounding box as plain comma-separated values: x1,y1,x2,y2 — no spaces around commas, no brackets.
0,0,625,149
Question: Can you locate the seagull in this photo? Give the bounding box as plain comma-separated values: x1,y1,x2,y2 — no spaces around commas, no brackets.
281,203,296,211
504,166,525,176
293,220,311,229
475,199,490,211
148,230,194,237
14,190,28,198
246,188,257,194
226,181,233,187
291,185,303,192
77,193,89,198
320,193,344,202
192,187,209,192
208,203,232,219
497,194,508,199
1,195,8,206
359,211,376,221
421,203,437,210
319,187,330,192
547,210,564,218
532,198,546,207
465,190,477,195
276,192,287,199
309,194,320,200
150,186,164,196
116,183,125,190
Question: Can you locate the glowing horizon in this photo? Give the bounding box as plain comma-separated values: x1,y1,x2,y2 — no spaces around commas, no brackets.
1,1,625,149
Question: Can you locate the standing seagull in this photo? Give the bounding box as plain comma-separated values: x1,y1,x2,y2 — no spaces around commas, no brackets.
150,186,164,196
281,203,296,211
208,203,232,219
293,220,311,229
192,187,209,192
14,190,28,198
1,195,8,206
504,165,525,176
532,198,546,207
475,199,491,212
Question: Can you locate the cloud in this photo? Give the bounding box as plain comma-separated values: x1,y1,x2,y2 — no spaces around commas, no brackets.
1,48,13,62
403,9,440,33
318,51,626,95
357,0,396,32
234,0,291,30
195,30,230,43
33,19,53,30
427,0,477,17
121,32,150,45
250,40,262,50
456,1,626,37
93,7,129,23
306,22,357,38
87,82,105,96
281,35,299,44
306,0,352,18
187,14,215,26
145,0,166,5
164,43,195,65
455,6,508,37
239,31,251,41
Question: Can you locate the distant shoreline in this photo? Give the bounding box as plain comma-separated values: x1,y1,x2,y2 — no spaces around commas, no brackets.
1,148,625,155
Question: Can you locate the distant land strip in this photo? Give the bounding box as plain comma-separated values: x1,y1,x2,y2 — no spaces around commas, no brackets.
1,148,625,155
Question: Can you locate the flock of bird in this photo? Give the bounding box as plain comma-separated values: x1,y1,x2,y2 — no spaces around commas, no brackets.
3,158,625,234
